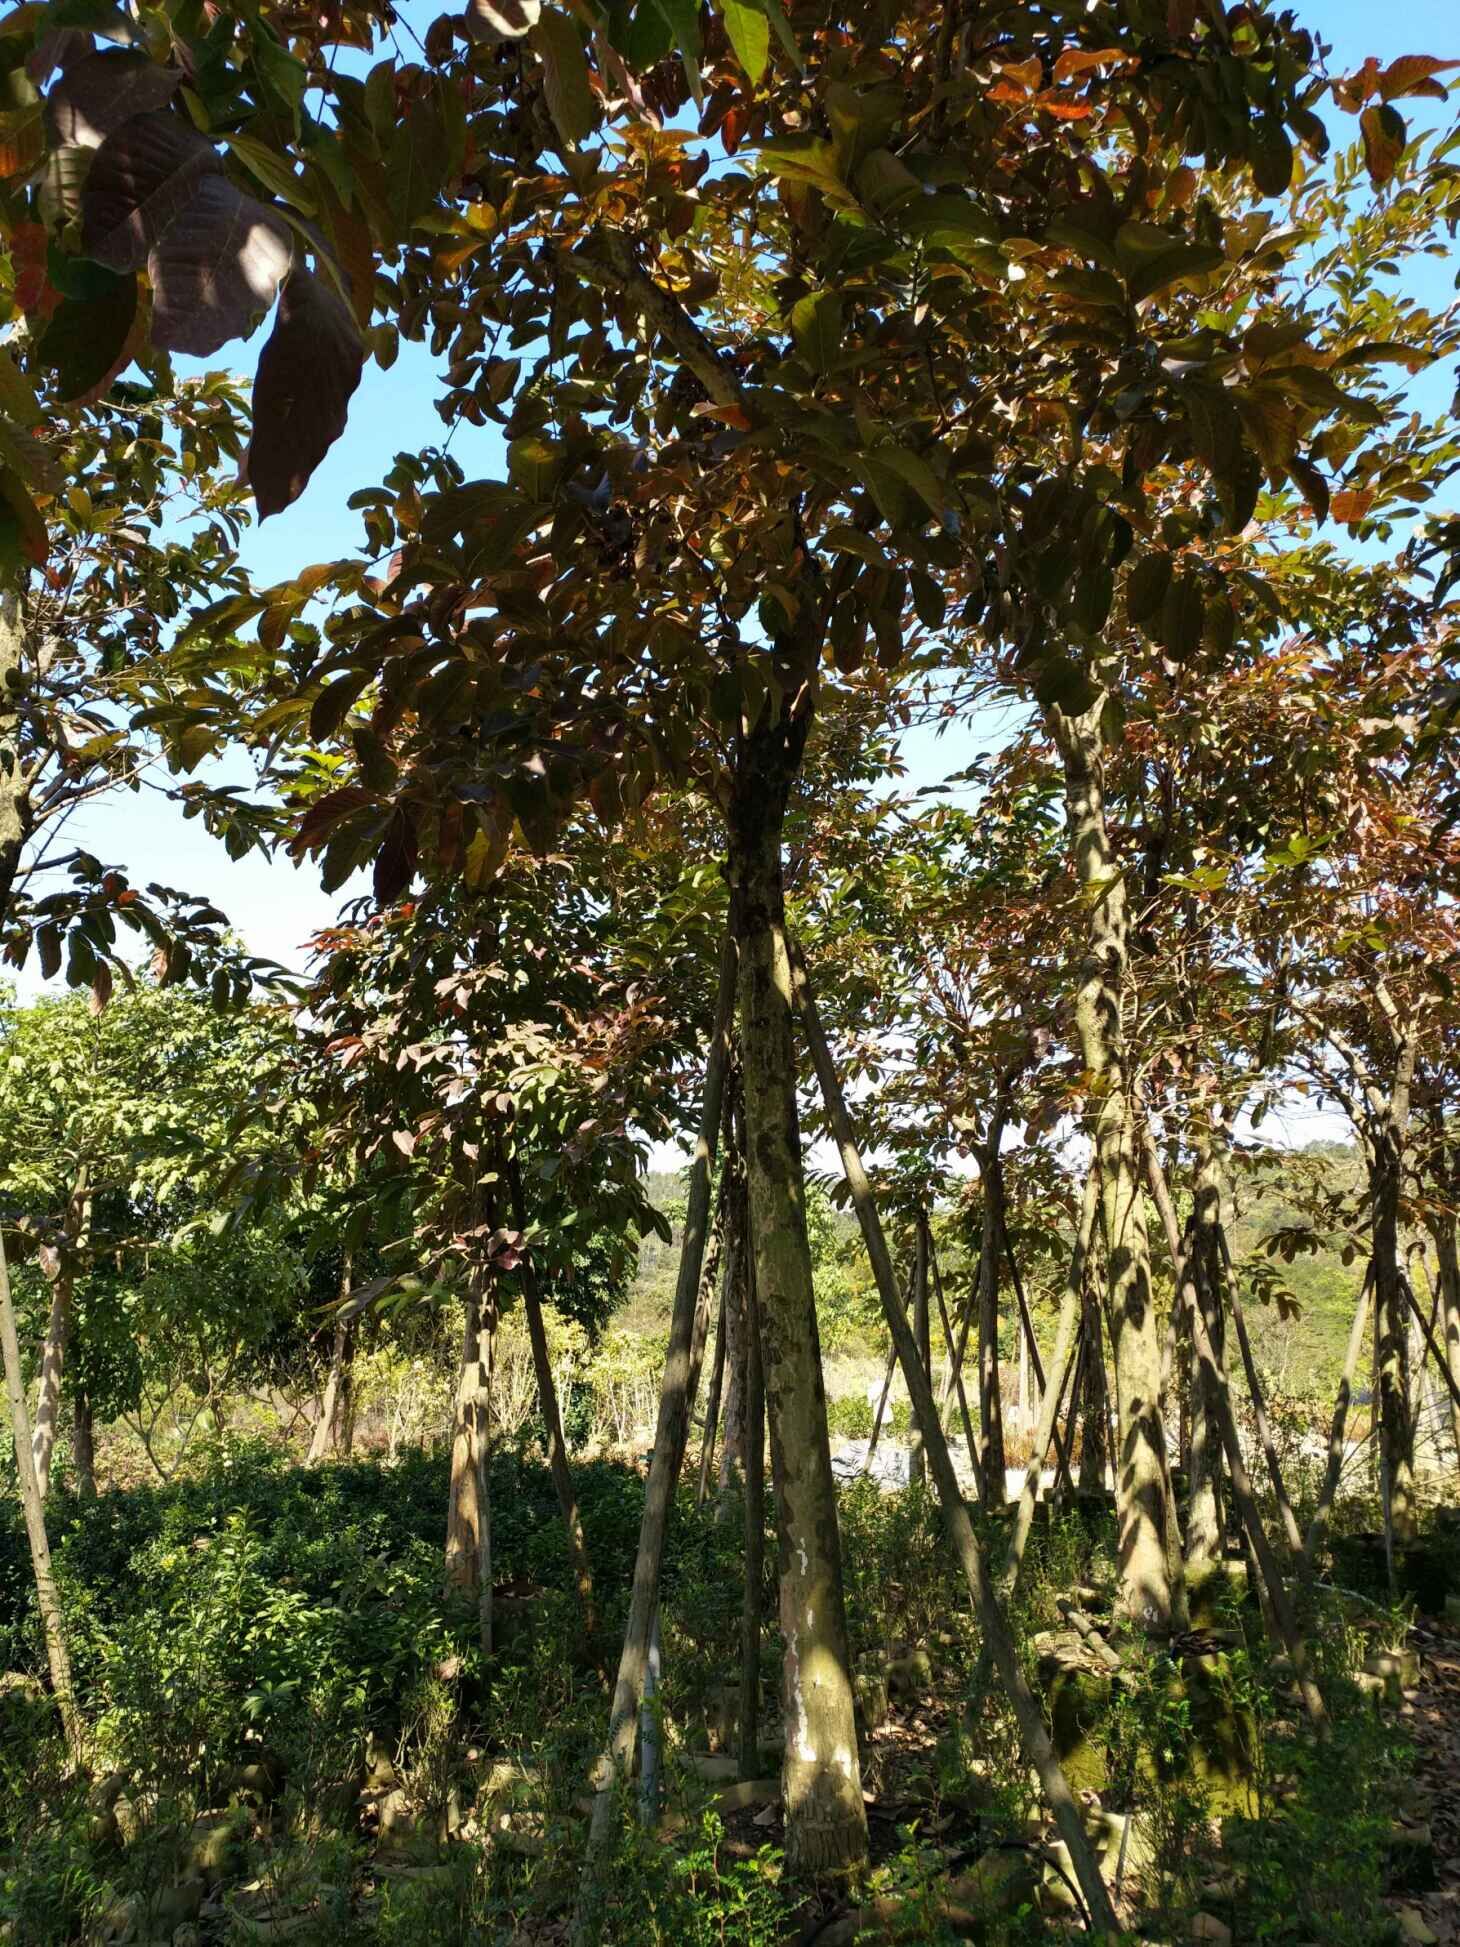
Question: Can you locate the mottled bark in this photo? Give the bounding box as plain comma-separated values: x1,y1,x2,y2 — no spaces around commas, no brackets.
729,729,866,1877
308,1253,356,1465
73,1387,96,1499
32,1171,91,1502
0,1225,83,1763
739,1248,765,1779
445,1283,492,1597
1051,699,1171,1629
974,1138,1007,1504
1430,1221,1460,1470
908,1208,930,1486
1186,1140,1225,1578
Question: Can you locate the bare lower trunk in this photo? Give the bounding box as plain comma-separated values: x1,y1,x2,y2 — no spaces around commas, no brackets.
308,1255,357,1465
576,940,735,1936
908,1209,930,1487
1431,1222,1460,1469
32,1172,91,1502
793,940,1118,1933
717,1202,750,1503
1186,1140,1225,1578
975,1142,1007,1505
1079,1279,1109,1494
445,1284,492,1595
739,1247,765,1779
0,1224,83,1763
73,1389,95,1499
730,733,866,1878
697,1285,728,1507
1052,698,1171,1630
1219,1227,1303,1559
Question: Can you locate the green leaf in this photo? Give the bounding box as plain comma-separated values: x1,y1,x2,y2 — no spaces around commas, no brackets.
1034,653,1099,716
720,0,769,83
1125,552,1172,626
37,275,137,402
532,10,597,148
507,435,568,500
789,288,842,373
1250,115,1294,197
909,568,945,630
1159,570,1203,659
311,670,373,742
223,133,319,215
822,523,890,568
871,443,944,519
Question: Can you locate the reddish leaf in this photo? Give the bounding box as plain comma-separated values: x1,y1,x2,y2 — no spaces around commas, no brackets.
149,173,293,356
1331,487,1375,523
1377,55,1459,102
47,49,181,149
80,109,220,272
37,274,138,401
293,784,376,855
374,806,418,904
245,266,365,517
1359,102,1407,187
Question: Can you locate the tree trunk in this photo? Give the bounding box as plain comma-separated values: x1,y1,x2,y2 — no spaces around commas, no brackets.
1051,698,1171,1630
697,1284,729,1507
576,939,736,1935
73,1388,96,1499
792,939,1118,1933
445,1283,492,1596
728,729,866,1878
1218,1226,1303,1559
974,1138,1007,1505
0,1224,84,1764
717,1198,750,1504
1185,1138,1225,1579
32,1170,91,1502
1430,1221,1460,1469
1079,1277,1109,1494
308,1253,356,1465
908,1208,930,1486
739,1246,765,1780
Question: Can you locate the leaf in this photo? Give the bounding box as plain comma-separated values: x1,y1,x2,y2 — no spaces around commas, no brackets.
1249,115,1294,197
1125,551,1172,626
464,0,542,41
149,172,293,357
88,959,113,1015
789,288,842,372
1377,55,1459,102
909,568,945,630
1034,653,1099,715
36,271,137,401
1202,594,1236,659
1330,487,1375,523
223,132,318,214
871,443,944,519
1159,570,1203,659
1233,386,1297,470
373,807,417,904
245,267,365,518
721,0,769,82
45,48,179,148
310,669,373,742
0,466,48,568
532,10,597,148
756,135,855,205
1359,103,1407,187
821,524,889,568
79,109,219,272
0,102,44,180
36,923,62,981
507,433,568,499
1286,453,1329,524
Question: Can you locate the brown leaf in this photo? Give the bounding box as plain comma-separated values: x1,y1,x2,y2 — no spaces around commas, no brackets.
245,267,365,517
80,108,219,272
149,172,293,356
47,49,181,149
1359,102,1407,187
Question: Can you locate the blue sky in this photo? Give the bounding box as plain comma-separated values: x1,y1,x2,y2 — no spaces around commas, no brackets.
30,0,1460,1011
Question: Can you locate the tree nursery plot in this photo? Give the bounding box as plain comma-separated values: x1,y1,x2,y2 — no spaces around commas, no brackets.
2,0,1460,1942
